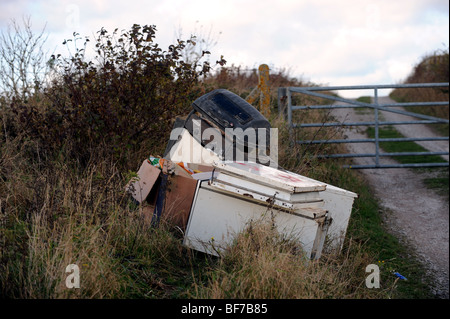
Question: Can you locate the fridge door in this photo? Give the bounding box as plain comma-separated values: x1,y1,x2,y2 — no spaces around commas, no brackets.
213,161,327,194
183,181,329,259
212,172,324,206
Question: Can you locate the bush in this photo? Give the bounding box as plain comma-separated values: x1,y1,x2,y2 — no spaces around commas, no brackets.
389,48,449,135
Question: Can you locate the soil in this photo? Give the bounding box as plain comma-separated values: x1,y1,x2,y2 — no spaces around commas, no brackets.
331,96,449,298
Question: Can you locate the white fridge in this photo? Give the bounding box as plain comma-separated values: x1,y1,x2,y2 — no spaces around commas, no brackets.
183,161,333,259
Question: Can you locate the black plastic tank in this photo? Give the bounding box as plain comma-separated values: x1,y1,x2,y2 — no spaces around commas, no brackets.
192,89,271,132
164,89,273,162
192,89,271,153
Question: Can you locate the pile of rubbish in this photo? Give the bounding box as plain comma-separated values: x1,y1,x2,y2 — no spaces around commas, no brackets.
126,89,357,259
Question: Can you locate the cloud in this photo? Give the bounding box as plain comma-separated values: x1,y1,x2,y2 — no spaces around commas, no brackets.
1,0,448,98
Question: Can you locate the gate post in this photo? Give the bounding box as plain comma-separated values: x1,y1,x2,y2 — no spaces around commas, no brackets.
277,87,287,119
287,88,292,129
374,87,380,167
245,64,271,118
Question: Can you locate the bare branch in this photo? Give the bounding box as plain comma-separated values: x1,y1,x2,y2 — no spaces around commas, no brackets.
0,16,49,101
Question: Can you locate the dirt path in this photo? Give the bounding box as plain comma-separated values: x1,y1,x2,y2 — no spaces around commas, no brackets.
332,96,449,298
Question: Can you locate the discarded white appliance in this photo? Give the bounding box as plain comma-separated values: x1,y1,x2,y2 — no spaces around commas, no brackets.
183,161,331,259
127,89,357,259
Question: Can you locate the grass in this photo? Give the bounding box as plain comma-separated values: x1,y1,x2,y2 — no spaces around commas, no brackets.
366,126,448,165
356,96,372,104
192,219,388,299
0,21,446,302
304,155,438,298
282,93,442,298
389,94,449,136
366,125,449,198
343,170,437,298
2,116,429,299
0,57,442,299
354,96,372,115
189,165,437,299
424,173,450,199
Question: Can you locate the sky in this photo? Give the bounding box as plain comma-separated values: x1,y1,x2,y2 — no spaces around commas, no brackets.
1,0,449,98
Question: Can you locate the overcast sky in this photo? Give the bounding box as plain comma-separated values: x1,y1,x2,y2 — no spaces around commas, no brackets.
1,0,449,97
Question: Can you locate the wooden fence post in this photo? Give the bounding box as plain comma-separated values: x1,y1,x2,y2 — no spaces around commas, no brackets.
245,64,271,118
277,87,287,119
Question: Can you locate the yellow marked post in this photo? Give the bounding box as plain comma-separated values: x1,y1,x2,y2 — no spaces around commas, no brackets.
258,64,270,118
245,64,271,118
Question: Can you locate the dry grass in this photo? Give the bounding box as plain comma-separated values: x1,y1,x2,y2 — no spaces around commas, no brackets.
389,49,449,135
0,136,188,298
1,56,408,299
192,219,393,299
1,114,395,299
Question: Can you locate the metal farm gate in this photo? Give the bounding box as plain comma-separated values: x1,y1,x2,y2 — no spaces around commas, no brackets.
277,83,449,169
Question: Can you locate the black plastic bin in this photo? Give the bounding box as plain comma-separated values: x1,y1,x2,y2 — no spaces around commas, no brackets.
164,89,272,162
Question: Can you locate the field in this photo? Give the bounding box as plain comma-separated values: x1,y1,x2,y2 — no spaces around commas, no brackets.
1,23,447,299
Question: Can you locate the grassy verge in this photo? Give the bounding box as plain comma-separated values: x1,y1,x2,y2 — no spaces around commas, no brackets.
190,159,436,299
305,155,437,298
0,20,445,300
2,118,433,299
282,97,440,298
341,170,437,298
424,175,449,199
187,112,438,299
0,61,440,299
